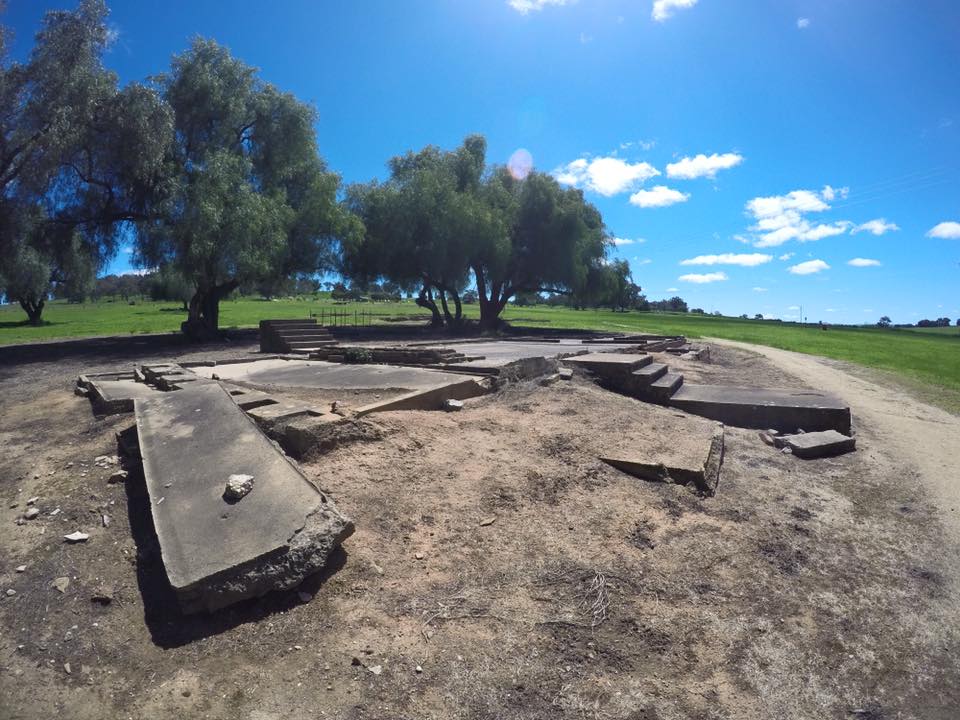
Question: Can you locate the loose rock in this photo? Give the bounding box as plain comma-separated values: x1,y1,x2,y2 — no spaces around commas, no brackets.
52,577,70,593
223,474,255,502
64,531,90,543
23,508,40,520
107,470,128,485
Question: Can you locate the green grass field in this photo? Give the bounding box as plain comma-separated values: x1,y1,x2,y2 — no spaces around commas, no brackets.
3,297,959,407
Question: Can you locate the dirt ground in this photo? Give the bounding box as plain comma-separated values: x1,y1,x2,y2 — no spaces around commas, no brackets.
1,339,959,719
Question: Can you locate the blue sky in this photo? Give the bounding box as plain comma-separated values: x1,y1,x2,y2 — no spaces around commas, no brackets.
7,0,960,323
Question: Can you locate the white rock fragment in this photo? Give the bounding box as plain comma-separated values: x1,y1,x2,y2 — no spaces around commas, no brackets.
223,474,255,502
23,508,39,520
64,531,90,543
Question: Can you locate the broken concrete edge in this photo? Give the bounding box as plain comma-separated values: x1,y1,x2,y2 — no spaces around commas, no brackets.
781,429,857,459
177,498,354,614
353,377,493,417
701,424,725,496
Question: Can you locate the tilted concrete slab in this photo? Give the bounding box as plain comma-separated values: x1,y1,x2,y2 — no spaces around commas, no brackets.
134,382,353,613
599,422,725,496
781,429,856,458
354,377,492,416
670,384,851,434
83,375,163,415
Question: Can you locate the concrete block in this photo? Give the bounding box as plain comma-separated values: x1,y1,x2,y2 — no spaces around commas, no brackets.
563,352,651,381
670,384,851,434
354,377,491,416
135,382,353,614
781,430,856,459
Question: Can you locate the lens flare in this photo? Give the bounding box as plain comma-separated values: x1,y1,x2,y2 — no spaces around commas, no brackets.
507,148,533,180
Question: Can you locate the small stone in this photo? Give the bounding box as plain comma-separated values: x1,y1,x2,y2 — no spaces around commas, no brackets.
368,665,382,675
90,586,113,605
101,514,111,528
50,508,61,516
414,552,424,560
52,577,70,593
15,565,26,573
23,508,39,520
294,645,303,650
5,588,15,597
107,470,128,485
558,367,574,380
27,497,38,505
415,665,423,674
223,474,254,502
9,502,17,509
479,516,496,527
443,399,464,412
298,591,313,603
182,690,191,698
64,662,71,675
64,531,90,543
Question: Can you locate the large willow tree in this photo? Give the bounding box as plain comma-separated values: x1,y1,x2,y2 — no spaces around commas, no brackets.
136,38,359,338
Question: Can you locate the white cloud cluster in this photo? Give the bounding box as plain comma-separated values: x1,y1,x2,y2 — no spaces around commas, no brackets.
852,218,899,235
797,17,810,29
612,237,645,246
927,221,960,239
652,0,698,22
753,287,768,292
848,258,881,267
629,185,689,208
666,152,743,180
555,156,659,196
679,271,727,283
744,186,853,248
508,0,569,14
788,259,830,275
680,253,772,267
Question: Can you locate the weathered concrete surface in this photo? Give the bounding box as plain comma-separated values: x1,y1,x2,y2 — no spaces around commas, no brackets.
83,376,162,414
563,352,650,381
191,358,470,391
598,419,725,495
354,377,492,417
134,382,353,613
781,429,856,458
426,340,636,371
279,416,385,459
670,384,851,434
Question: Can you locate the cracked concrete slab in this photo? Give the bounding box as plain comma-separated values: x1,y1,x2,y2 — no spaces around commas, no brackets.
134,382,353,613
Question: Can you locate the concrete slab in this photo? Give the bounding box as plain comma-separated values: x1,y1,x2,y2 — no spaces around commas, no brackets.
599,422,724,495
670,384,851,434
563,352,651,381
134,382,353,613
354,377,492,416
86,378,162,414
781,430,856,458
191,358,470,391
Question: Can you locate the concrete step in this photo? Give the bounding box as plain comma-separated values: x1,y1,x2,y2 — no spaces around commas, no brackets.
669,384,851,434
564,352,652,381
630,362,668,385
275,328,334,338
646,372,684,403
285,340,338,349
261,319,317,327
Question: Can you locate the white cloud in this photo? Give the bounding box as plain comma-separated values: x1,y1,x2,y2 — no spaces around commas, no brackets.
612,236,646,246
652,0,698,22
788,259,830,275
119,268,155,276
744,187,853,247
679,271,728,284
848,258,882,267
797,17,810,29
666,152,744,180
788,305,800,310
927,221,960,239
629,185,689,208
555,156,659,196
852,218,899,235
680,253,772,267
633,258,653,266
665,287,679,292
826,308,837,312
753,287,768,292
508,0,570,14
778,252,794,261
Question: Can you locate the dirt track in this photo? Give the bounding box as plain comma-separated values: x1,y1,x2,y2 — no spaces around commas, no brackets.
710,338,960,538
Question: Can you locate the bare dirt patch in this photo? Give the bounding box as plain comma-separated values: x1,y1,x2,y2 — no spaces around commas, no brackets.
1,340,959,719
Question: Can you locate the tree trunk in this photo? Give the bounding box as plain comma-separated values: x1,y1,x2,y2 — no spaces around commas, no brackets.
19,298,45,326
415,285,443,327
451,289,462,323
438,288,454,325
181,279,239,340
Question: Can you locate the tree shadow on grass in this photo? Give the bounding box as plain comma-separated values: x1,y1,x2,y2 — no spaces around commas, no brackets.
122,430,347,649
0,319,58,329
